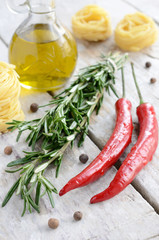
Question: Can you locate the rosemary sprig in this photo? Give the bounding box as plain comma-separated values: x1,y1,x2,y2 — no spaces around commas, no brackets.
2,52,128,215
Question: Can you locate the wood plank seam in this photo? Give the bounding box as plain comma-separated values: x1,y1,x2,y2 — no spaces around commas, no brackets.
144,52,159,61
144,234,159,240
122,0,159,25
131,180,159,215
0,36,9,48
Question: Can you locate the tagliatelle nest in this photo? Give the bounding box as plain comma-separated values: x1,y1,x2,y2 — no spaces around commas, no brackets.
0,62,24,133
115,12,158,51
72,5,112,41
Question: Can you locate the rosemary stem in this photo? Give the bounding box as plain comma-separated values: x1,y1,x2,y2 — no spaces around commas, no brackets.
121,67,125,98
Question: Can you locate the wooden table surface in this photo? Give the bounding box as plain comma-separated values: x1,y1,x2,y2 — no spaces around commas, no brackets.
0,0,159,240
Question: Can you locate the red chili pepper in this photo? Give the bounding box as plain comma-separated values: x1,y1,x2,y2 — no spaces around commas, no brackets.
90,63,158,204
59,97,133,196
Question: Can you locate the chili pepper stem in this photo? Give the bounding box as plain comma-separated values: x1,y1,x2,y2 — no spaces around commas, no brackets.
121,67,125,98
131,62,144,105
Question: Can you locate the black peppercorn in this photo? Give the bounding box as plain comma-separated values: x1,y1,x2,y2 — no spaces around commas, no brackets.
73,211,83,221
30,103,39,112
79,154,89,164
48,218,59,229
4,146,12,155
145,62,151,68
150,78,157,84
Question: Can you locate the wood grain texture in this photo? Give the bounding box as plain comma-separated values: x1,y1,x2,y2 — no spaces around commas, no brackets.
0,65,158,239
1,132,159,240
123,0,159,24
0,0,27,45
0,41,8,62
0,0,159,239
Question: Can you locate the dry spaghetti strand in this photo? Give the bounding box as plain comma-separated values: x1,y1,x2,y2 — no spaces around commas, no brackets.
72,5,112,41
0,62,24,133
115,12,158,51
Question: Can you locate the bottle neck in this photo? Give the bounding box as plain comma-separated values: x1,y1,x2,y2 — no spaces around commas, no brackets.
28,0,55,14
28,10,57,27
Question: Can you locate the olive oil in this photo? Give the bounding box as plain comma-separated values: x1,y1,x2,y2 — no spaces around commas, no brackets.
9,24,77,90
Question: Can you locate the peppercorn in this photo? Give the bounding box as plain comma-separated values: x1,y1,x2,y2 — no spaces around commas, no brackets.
30,103,39,112
79,154,89,164
48,218,59,229
73,211,83,221
145,62,151,68
150,78,157,84
4,146,12,155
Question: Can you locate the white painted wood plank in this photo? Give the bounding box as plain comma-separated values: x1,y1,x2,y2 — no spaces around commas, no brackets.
1,129,159,239
0,40,8,62
0,0,159,239
0,0,27,45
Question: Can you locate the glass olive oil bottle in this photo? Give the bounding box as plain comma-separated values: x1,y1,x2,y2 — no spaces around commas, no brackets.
8,0,77,90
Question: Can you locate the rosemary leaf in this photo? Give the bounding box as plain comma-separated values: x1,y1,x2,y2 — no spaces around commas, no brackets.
35,182,41,206
21,197,26,217
47,189,55,208
2,178,20,207
28,195,40,213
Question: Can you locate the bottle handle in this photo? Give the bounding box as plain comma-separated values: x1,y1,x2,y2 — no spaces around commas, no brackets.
6,0,29,14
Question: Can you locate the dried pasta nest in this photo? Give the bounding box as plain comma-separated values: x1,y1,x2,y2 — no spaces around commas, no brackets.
0,62,24,133
72,5,112,41
115,12,158,51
